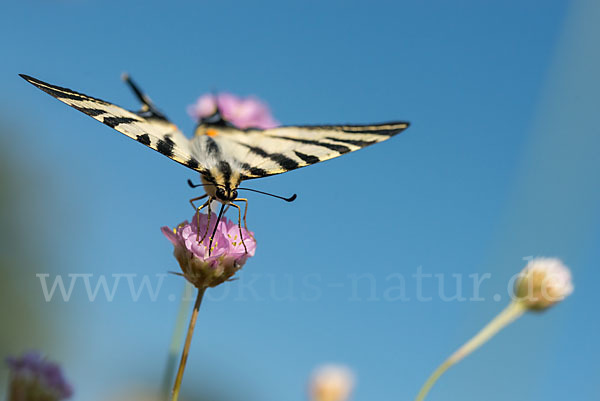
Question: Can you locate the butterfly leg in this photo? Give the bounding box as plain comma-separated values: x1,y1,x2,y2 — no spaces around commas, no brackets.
234,198,253,239
199,201,213,243
228,202,248,254
189,195,211,243
189,194,208,210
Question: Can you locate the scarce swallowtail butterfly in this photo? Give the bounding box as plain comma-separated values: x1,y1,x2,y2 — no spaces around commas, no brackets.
20,74,410,250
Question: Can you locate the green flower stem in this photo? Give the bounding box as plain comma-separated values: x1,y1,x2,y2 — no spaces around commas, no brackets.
161,284,193,399
414,301,526,401
171,287,206,401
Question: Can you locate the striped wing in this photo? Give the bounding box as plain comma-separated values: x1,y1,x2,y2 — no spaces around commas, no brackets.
19,74,206,173
210,123,409,180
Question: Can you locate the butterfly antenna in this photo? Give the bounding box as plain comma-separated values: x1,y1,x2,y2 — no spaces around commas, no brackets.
188,179,225,189
187,179,203,188
238,188,297,202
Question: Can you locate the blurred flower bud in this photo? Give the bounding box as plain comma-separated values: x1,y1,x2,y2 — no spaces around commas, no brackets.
309,364,355,401
514,257,573,310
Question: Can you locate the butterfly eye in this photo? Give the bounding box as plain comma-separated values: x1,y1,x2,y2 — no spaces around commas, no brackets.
216,188,226,199
231,190,238,199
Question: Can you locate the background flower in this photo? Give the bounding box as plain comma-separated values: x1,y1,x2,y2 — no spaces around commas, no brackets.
6,351,72,401
514,257,574,310
309,364,355,401
187,93,279,129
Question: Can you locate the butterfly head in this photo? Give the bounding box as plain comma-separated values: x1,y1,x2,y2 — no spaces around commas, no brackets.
216,186,238,202
200,175,239,203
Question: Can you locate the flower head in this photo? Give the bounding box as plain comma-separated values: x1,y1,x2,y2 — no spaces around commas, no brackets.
187,93,279,129
6,351,73,401
514,257,574,311
161,212,256,288
309,364,355,401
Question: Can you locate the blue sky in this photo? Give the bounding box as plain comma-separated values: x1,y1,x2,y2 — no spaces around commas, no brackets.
1,0,598,400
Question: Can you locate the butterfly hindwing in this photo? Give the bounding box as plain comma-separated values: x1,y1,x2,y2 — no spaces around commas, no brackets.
19,74,207,173
199,123,409,180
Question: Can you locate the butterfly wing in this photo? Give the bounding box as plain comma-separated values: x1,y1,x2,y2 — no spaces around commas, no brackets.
21,74,409,183
203,123,409,180
19,74,207,173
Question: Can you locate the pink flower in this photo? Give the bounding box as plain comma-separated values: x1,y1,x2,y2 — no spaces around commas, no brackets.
161,213,256,288
6,351,73,401
187,93,279,129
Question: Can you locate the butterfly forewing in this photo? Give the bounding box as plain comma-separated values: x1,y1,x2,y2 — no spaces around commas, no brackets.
19,74,206,173
204,123,409,179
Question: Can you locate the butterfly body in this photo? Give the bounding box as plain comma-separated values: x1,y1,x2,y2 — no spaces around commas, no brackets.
189,132,244,202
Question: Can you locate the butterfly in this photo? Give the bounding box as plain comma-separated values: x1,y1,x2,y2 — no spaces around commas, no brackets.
20,74,410,250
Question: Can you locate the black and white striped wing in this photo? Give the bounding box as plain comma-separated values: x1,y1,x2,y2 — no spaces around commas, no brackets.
215,123,409,180
19,74,206,173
